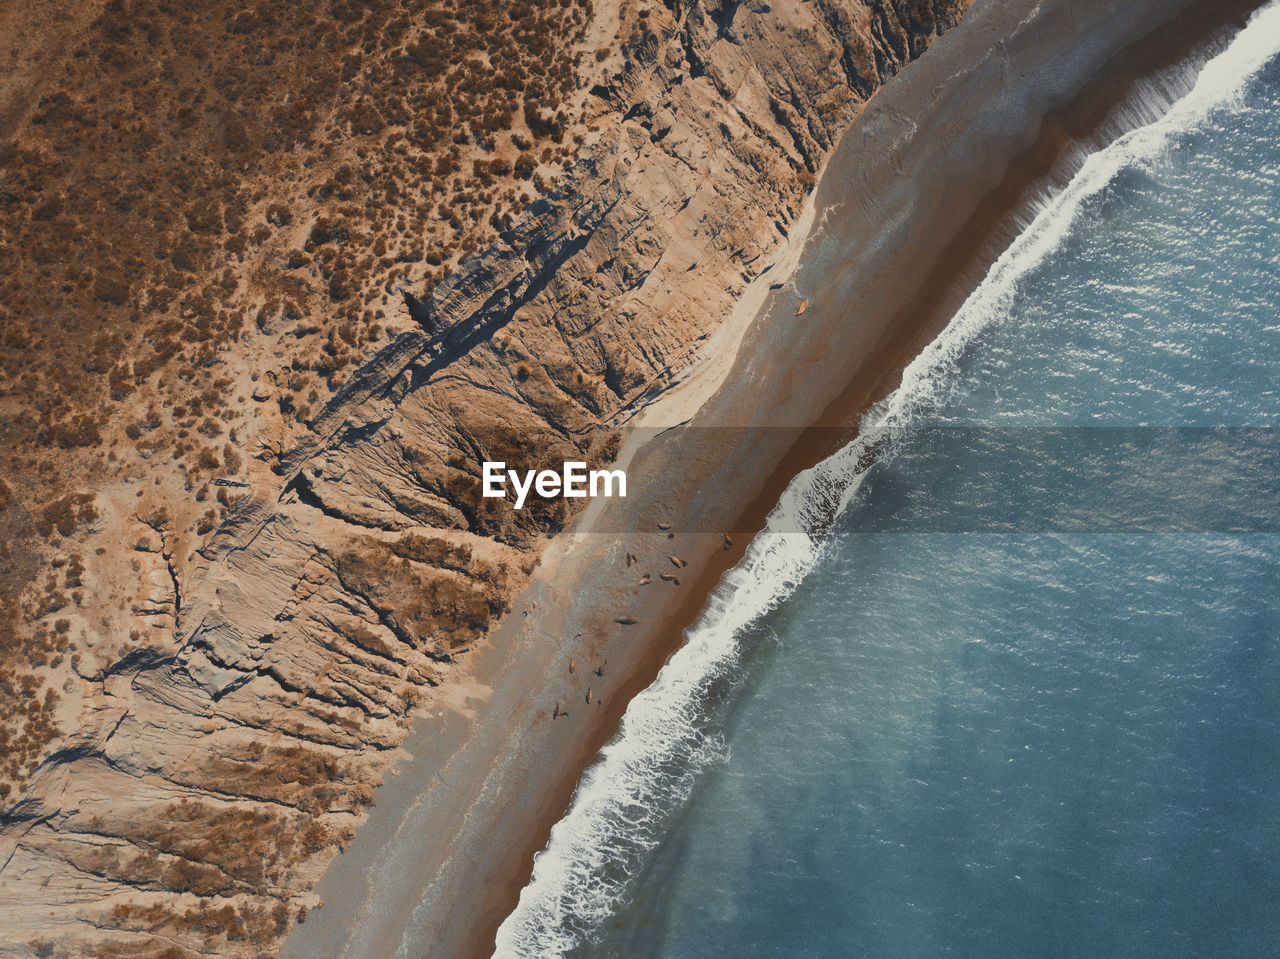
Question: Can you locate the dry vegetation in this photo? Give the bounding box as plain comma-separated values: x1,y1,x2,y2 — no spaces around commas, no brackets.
73,800,350,898
0,0,981,952
0,0,598,803
333,532,513,657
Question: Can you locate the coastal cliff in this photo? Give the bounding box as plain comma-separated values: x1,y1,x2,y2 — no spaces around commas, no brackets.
0,2,972,956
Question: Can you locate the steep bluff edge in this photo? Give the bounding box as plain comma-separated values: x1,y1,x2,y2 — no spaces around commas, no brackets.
0,2,970,956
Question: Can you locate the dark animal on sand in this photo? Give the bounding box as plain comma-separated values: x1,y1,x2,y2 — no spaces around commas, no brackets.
595,662,605,677
585,687,592,705
669,555,687,568
616,616,637,625
638,573,652,585
723,533,733,549
657,522,672,530
660,573,679,585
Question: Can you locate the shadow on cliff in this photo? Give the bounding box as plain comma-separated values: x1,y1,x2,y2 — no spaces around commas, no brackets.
408,216,597,391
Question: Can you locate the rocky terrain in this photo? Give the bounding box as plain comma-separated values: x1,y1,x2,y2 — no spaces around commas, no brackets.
0,0,971,955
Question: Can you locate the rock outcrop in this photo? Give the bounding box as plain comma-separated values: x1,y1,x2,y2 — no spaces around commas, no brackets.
0,1,970,955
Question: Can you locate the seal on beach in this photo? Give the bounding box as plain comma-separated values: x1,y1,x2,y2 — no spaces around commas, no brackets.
552,702,561,720
723,533,733,549
657,522,672,530
615,616,637,625
669,555,687,568
595,662,605,677
660,573,679,585
569,658,575,674
638,573,652,585
585,687,592,705
795,298,809,315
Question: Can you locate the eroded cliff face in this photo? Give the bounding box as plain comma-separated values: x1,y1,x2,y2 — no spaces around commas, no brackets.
0,2,970,955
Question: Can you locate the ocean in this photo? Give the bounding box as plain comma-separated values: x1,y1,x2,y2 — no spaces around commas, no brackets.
494,5,1280,956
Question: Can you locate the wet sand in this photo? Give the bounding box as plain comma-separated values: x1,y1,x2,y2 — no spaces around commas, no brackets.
280,0,1268,956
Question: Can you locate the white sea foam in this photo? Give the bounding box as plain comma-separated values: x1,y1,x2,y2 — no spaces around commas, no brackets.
491,6,1280,955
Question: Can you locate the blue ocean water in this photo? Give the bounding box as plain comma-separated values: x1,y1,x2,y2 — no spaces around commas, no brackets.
496,8,1280,958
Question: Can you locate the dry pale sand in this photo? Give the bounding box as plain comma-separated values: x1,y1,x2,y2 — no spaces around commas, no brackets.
280,0,1267,956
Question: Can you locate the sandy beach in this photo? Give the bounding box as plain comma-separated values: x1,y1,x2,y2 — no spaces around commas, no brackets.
281,1,1267,956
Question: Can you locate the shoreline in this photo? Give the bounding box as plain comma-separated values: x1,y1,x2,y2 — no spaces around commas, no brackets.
281,1,1268,957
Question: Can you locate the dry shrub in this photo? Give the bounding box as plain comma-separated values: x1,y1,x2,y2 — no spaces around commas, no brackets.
36,493,98,538
333,536,510,656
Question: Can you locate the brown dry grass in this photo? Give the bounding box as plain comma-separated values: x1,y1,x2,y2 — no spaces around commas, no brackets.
332,534,512,657
0,0,595,800
67,794,356,952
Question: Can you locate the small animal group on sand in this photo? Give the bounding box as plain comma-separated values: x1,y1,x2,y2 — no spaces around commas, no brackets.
618,521,734,618
553,658,606,719
553,522,736,721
